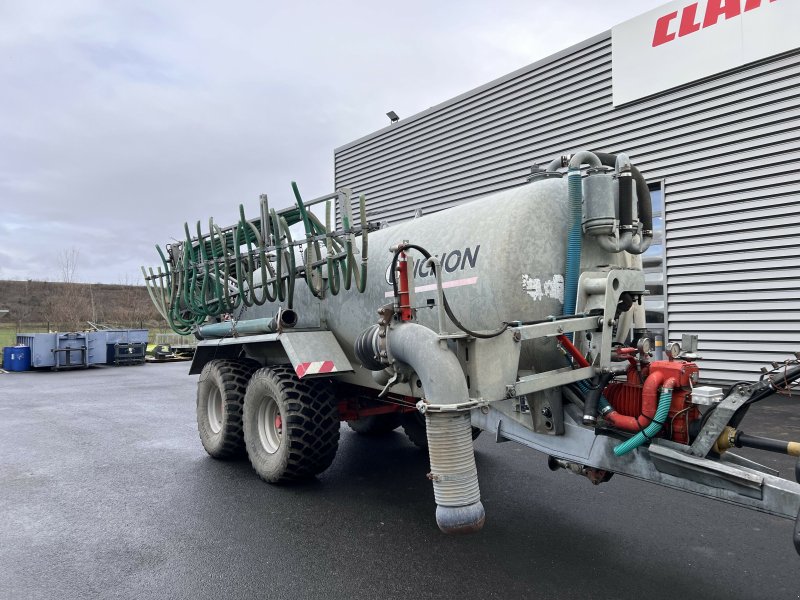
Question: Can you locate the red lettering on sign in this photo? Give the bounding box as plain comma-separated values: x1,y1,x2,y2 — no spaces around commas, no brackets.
703,0,742,28
679,3,702,36
652,11,678,46
653,0,778,46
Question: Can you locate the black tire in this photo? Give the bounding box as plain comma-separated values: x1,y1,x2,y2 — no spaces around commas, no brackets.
401,412,482,449
243,366,340,483
197,358,260,459
346,414,401,436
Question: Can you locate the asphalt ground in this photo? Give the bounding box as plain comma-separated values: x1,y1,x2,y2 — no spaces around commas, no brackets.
1,363,799,600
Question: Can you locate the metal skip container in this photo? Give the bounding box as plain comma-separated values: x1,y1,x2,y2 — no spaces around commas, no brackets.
16,333,98,369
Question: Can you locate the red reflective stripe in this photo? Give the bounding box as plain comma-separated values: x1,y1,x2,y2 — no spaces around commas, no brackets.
295,361,337,378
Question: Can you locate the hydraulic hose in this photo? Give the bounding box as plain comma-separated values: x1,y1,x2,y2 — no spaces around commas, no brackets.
556,332,593,398
389,243,508,339
583,372,614,426
557,334,590,368
728,363,800,428
613,377,675,456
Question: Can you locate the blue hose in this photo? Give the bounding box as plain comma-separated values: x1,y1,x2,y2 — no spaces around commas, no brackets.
613,386,673,456
563,167,583,340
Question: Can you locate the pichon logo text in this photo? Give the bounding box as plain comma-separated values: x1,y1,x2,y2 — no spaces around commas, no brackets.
385,245,480,285
652,0,777,47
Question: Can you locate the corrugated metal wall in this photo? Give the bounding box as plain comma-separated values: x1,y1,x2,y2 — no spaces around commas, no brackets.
334,33,800,382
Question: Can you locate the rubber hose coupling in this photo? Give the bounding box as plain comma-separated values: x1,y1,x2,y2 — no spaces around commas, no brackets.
426,412,485,534
353,325,384,371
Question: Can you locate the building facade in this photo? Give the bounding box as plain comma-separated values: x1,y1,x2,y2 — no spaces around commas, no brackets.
334,2,799,382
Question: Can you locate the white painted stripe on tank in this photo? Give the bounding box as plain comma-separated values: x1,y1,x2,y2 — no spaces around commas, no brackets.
384,276,478,298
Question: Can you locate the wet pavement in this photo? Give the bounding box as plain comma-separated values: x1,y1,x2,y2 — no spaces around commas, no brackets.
1,362,798,600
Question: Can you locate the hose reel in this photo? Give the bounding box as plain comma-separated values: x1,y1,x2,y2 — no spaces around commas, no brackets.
143,184,373,336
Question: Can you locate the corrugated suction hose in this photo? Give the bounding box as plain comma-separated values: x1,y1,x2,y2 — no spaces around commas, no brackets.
426,412,485,533
362,322,484,534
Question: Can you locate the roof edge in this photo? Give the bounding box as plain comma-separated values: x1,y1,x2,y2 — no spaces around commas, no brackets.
334,30,612,154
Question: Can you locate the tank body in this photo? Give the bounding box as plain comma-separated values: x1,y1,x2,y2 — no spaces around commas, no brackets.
240,177,624,380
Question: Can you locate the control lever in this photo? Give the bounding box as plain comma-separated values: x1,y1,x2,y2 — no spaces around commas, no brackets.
378,372,400,398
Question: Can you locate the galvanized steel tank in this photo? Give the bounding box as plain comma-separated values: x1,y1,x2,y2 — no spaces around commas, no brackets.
241,176,624,376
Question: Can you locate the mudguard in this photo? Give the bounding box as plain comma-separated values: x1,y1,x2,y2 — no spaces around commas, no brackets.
189,330,354,378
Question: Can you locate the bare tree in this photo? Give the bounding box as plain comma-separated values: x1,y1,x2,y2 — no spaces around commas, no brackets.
58,247,80,284
52,247,89,330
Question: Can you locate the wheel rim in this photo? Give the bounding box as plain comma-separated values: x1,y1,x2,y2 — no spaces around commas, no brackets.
257,396,282,454
208,387,223,434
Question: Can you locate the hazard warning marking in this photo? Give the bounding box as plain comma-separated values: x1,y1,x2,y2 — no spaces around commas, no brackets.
295,361,338,378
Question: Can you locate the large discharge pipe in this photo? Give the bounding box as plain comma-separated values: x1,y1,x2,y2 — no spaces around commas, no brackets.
358,322,485,533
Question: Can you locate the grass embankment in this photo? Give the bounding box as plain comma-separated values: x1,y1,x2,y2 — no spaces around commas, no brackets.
1,279,172,366
0,323,20,350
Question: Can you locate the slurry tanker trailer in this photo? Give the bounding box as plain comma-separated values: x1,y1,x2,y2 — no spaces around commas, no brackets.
143,150,800,553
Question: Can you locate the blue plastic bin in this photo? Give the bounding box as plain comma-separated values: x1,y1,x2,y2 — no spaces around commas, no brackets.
3,346,31,371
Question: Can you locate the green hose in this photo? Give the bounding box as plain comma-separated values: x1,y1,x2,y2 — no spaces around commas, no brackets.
194,221,211,313
212,222,239,313
270,208,286,303
239,205,275,306
293,182,327,299
155,245,172,288
355,194,368,293
207,218,226,312
613,385,674,456
144,181,372,335
181,223,195,311
231,221,252,308
280,214,296,308
325,199,341,295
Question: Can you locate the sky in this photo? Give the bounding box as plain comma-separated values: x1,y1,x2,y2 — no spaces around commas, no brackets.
0,0,668,284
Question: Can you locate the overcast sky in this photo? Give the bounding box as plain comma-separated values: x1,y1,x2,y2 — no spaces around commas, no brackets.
1,0,667,284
